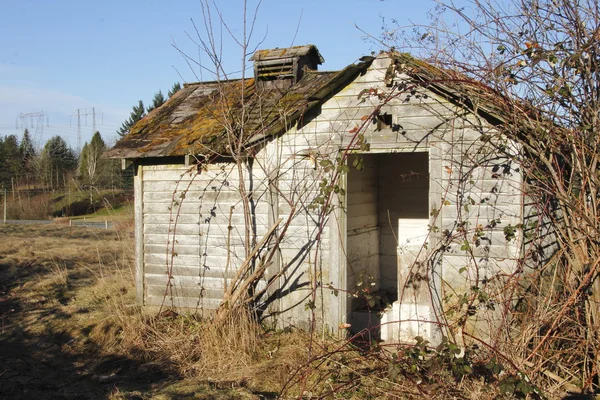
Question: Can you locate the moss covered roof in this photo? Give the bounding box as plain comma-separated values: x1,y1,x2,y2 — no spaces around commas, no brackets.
106,51,518,160
106,57,372,159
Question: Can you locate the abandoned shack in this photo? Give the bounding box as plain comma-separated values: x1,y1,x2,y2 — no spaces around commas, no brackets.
106,45,538,343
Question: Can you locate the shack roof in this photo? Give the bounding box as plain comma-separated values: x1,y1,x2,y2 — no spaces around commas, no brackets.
389,53,509,124
105,57,372,159
106,51,518,160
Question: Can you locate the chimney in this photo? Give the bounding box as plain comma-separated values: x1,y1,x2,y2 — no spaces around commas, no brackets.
250,45,324,90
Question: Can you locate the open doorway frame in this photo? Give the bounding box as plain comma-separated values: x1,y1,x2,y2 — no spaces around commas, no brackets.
331,149,442,343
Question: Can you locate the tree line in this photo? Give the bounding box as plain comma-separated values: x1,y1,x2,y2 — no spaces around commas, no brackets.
0,129,125,193
0,82,183,195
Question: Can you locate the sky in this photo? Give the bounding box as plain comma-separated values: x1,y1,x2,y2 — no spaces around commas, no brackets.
0,0,457,151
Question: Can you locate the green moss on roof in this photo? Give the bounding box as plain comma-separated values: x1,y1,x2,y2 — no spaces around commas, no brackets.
104,51,522,160
105,59,370,159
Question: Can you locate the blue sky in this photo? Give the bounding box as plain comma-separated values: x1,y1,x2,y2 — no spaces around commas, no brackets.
0,0,452,150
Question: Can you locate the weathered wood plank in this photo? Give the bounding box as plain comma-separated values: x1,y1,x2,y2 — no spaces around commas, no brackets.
144,223,201,235
309,102,457,125
347,191,377,206
347,202,378,218
146,263,239,279
278,235,330,251
443,254,521,277
347,214,378,230
442,242,521,259
145,294,222,310
441,204,521,221
144,254,239,268
143,201,263,216
145,242,234,256
437,178,522,195
325,83,442,101
147,285,225,302
143,213,269,226
142,190,244,203
135,165,145,305
145,274,232,289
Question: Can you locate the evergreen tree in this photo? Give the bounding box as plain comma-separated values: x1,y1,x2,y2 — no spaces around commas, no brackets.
146,90,166,113
168,82,182,98
40,136,77,189
19,130,35,168
117,100,146,138
19,129,36,188
0,135,20,187
117,82,181,138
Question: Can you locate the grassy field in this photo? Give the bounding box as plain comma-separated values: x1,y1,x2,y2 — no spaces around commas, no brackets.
0,224,515,399
0,224,266,399
0,224,324,399
3,188,134,221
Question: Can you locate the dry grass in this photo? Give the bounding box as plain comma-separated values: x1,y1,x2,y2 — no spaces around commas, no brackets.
0,224,303,398
4,192,53,220
0,223,529,399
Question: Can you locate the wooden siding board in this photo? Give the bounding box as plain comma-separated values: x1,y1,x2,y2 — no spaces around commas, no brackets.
147,286,225,303
142,213,268,226
143,191,243,203
313,103,457,125
135,165,145,305
145,295,222,310
144,242,234,256
145,263,238,279
144,274,265,291
144,253,241,266
141,164,235,180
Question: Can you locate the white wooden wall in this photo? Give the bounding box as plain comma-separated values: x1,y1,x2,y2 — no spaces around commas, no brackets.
137,162,268,313
255,54,523,333
136,53,524,337
346,154,380,295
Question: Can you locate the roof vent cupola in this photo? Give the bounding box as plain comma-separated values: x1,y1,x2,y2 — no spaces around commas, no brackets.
250,45,324,90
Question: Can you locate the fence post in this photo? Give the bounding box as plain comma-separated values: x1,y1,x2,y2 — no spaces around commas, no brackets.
105,220,108,229
3,187,6,224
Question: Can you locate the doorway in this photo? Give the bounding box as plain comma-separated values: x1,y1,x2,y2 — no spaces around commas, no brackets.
345,152,430,339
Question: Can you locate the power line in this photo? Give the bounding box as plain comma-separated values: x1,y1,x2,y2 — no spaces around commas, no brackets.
15,111,49,145
71,108,104,152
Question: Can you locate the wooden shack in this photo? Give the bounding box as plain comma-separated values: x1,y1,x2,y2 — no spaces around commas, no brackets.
106,45,528,342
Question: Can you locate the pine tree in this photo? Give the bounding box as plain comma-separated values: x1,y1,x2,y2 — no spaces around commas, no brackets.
19,129,36,188
20,130,35,167
146,90,166,113
117,82,181,138
168,82,182,98
117,100,146,138
0,135,20,187
40,136,77,189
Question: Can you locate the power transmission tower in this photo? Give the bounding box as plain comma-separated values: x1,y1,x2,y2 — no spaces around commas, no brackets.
71,108,104,152
16,111,49,145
